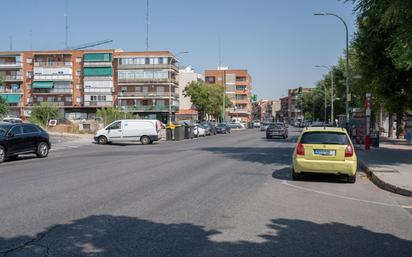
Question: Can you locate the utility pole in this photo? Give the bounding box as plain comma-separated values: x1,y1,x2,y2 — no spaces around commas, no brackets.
64,0,69,49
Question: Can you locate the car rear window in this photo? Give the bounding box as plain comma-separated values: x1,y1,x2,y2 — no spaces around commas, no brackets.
269,124,284,128
300,132,350,145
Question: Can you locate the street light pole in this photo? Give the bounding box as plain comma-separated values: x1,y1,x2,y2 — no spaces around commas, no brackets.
168,51,188,125
314,12,349,126
315,65,334,124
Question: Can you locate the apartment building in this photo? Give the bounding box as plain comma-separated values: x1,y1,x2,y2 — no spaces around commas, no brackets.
175,66,203,121
114,51,179,122
286,87,312,123
0,50,180,123
254,99,281,122
204,67,252,123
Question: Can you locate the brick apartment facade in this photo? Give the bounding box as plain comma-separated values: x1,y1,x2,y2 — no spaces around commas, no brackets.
204,68,252,123
0,50,179,123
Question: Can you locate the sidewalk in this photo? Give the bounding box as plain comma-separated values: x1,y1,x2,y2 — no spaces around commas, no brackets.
357,138,412,197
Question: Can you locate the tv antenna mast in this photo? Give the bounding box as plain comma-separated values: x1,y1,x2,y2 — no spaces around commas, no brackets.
146,0,150,51
64,0,69,49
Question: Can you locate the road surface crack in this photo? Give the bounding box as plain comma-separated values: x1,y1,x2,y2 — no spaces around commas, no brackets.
0,226,59,256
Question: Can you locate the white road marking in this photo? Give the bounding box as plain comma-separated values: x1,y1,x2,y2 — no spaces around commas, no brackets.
281,180,400,208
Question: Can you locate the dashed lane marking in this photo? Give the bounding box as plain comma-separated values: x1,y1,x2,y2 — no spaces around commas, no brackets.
281,180,400,208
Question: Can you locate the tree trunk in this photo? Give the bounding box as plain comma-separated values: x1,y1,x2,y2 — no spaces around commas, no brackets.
388,113,394,138
396,112,403,139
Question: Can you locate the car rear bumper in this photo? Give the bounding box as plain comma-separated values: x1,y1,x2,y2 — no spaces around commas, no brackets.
293,158,357,175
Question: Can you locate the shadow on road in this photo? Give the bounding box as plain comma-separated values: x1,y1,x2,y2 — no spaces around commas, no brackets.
200,147,293,165
0,215,410,256
272,167,350,183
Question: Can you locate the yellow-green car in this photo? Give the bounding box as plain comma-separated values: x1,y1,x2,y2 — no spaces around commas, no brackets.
292,127,357,183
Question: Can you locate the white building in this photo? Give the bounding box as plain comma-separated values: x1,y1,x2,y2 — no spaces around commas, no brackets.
176,66,203,120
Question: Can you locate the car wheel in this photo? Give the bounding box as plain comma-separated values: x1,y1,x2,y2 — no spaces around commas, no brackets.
36,142,49,158
292,168,301,180
0,146,6,163
140,136,151,145
98,136,108,145
347,174,356,183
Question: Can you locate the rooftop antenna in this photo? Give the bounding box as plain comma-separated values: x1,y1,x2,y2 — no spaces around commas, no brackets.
218,35,222,67
64,0,69,49
146,0,150,51
29,29,33,50
9,36,13,51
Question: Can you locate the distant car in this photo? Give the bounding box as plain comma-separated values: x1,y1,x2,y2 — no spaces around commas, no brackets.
200,122,216,135
216,123,231,134
260,122,270,131
194,124,206,137
292,127,357,183
252,120,261,128
266,123,288,139
2,117,22,124
0,122,50,163
227,123,245,129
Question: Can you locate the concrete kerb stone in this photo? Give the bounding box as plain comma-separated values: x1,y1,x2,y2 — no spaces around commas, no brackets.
358,159,412,197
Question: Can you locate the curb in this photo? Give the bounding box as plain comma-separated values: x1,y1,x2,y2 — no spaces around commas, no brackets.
358,160,412,197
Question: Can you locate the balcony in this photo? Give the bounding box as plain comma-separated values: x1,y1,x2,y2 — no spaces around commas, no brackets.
118,105,178,112
0,88,22,94
30,101,72,107
0,62,23,69
2,75,23,81
33,74,72,81
117,77,177,84
34,62,72,67
117,63,178,71
84,101,113,107
230,108,251,115
83,62,112,67
234,99,250,104
32,89,73,95
118,92,179,99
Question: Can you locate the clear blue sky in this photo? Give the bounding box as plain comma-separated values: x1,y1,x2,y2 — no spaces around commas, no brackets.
0,0,356,100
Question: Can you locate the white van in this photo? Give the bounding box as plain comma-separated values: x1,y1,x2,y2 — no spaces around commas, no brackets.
94,119,162,145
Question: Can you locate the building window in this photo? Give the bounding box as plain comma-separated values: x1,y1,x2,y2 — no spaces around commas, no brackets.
65,97,72,102
205,76,216,84
77,97,82,103
76,70,81,76
27,71,33,78
76,84,81,89
145,58,150,65
236,76,247,82
76,57,82,63
37,96,43,102
26,58,32,64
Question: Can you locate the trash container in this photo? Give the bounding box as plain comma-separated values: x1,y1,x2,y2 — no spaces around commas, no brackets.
166,128,174,141
370,131,380,147
174,125,185,141
182,121,194,139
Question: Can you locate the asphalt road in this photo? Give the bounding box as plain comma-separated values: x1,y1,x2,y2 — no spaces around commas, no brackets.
0,127,411,257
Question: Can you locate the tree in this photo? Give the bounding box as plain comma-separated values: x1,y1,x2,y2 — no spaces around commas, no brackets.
0,96,8,118
29,103,61,127
0,78,8,118
183,81,232,120
349,0,412,137
96,107,135,126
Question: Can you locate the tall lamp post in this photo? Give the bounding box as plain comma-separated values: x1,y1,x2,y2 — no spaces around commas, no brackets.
314,12,349,126
168,51,188,124
315,65,334,124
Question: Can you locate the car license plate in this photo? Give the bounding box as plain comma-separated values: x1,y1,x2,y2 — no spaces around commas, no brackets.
314,149,336,156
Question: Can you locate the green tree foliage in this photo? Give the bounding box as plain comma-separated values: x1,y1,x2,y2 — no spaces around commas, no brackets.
0,79,8,118
96,107,135,126
29,103,61,127
349,0,412,136
183,81,232,120
0,96,8,118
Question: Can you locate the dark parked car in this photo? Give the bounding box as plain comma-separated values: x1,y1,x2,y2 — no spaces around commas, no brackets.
266,123,288,139
0,122,51,163
216,123,231,134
